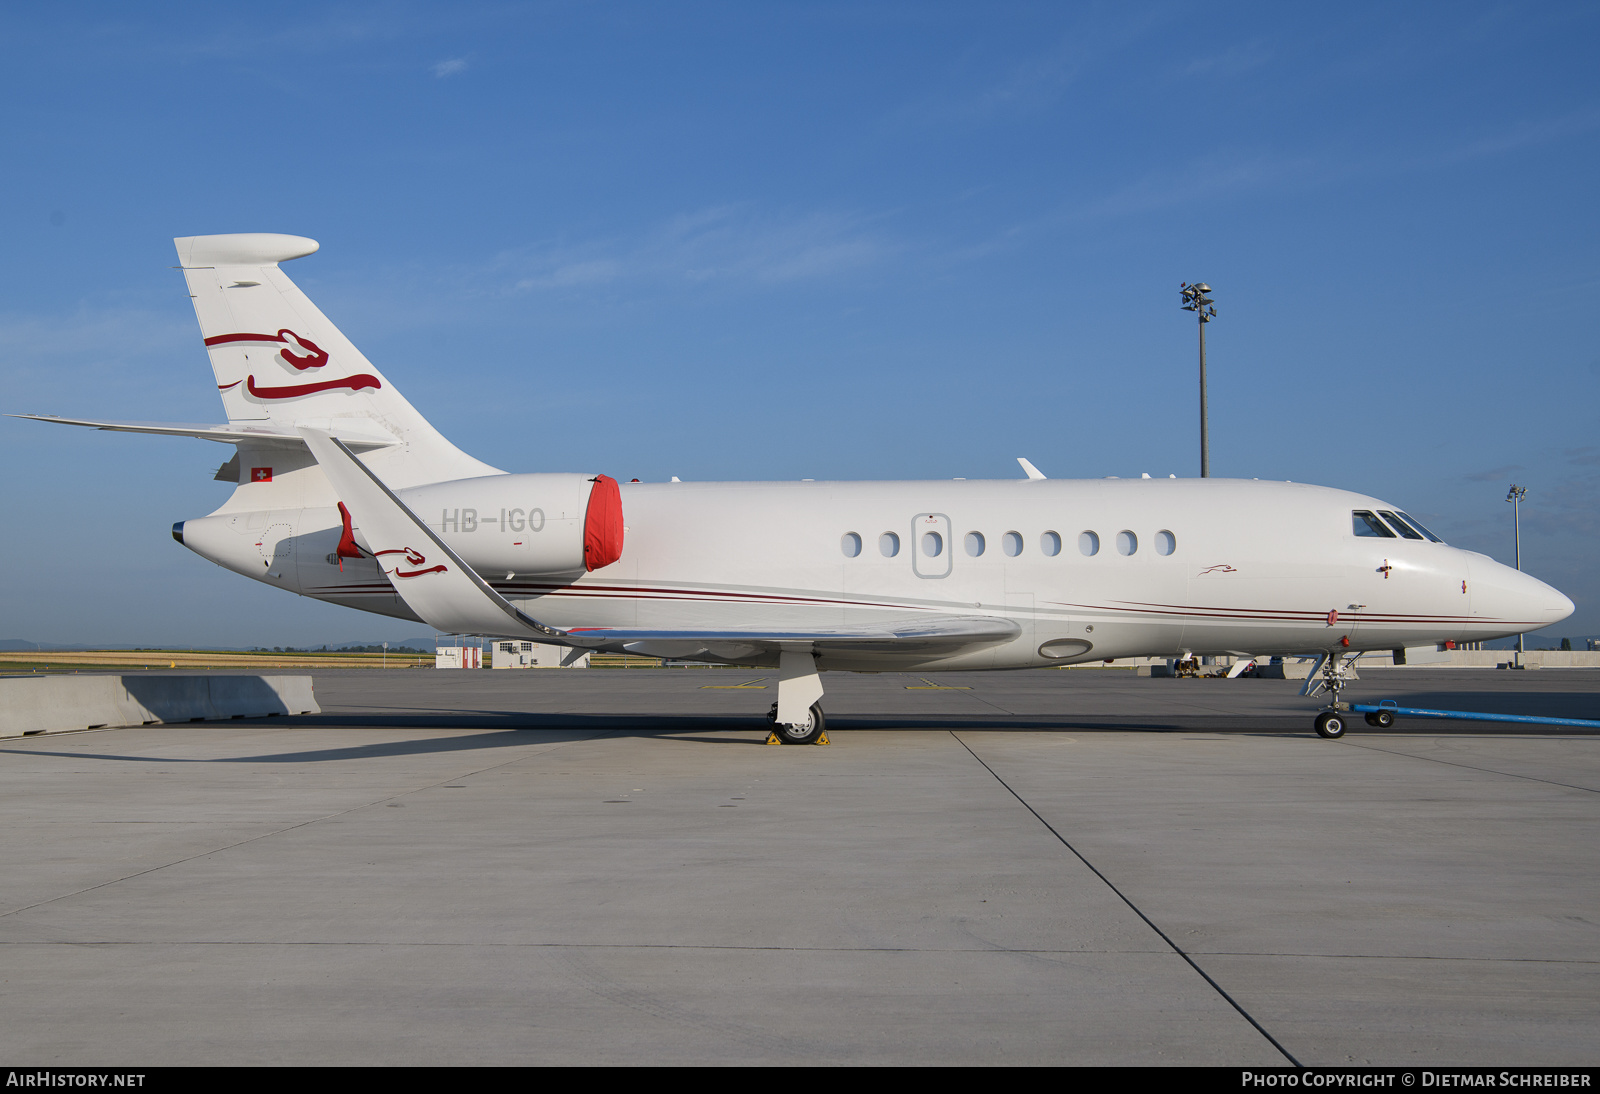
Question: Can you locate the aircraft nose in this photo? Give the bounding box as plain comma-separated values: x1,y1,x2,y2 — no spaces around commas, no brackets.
1545,584,1576,623
1472,557,1574,626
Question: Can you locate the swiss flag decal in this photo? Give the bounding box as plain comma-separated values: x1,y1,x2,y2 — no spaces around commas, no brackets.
251,467,273,483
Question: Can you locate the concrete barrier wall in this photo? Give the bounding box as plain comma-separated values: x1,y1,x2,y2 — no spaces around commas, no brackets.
0,675,319,739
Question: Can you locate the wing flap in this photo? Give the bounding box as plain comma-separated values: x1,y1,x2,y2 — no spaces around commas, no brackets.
572,616,1020,656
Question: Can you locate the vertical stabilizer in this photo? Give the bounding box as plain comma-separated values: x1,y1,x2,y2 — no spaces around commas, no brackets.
175,233,500,487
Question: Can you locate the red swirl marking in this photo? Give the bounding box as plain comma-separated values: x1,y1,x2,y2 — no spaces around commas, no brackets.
246,374,381,400
276,329,328,369
205,332,284,347
371,546,446,578
204,329,329,370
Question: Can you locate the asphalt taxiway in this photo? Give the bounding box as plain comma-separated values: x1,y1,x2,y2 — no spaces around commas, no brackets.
1,668,1595,1065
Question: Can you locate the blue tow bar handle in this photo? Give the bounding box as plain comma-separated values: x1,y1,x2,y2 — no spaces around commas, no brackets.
1349,702,1600,729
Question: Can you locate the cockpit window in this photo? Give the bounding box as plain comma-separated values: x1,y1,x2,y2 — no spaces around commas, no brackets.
1378,510,1425,540
1352,510,1396,538
1396,511,1445,543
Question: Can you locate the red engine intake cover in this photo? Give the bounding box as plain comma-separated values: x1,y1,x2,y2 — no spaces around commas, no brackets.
583,474,624,571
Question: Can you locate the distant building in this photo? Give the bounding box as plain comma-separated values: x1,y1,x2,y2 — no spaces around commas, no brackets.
435,643,482,669
491,640,590,668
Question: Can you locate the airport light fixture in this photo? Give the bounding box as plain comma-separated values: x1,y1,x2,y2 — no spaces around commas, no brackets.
1507,484,1528,663
1180,282,1217,477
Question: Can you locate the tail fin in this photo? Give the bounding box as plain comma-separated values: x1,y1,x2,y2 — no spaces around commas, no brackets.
176,233,498,486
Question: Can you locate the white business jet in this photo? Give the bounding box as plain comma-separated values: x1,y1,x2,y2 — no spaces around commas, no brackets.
18,234,1574,740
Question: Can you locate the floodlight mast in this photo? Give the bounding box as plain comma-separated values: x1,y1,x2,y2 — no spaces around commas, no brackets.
1180,282,1217,477
1507,484,1528,665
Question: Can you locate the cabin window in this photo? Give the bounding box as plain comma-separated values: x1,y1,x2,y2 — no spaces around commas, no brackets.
965,532,985,557
1396,511,1445,543
1155,530,1176,555
1378,511,1425,540
1117,530,1138,555
879,532,900,557
1079,531,1099,556
1040,531,1061,556
1352,510,1395,538
841,532,862,557
1002,531,1023,557
922,531,944,557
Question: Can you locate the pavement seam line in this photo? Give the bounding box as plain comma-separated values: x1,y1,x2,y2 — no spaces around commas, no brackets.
949,729,1303,1069
1343,739,1599,794
4,941,1592,962
0,730,605,923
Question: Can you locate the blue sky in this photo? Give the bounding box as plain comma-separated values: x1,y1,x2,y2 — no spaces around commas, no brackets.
3,1,1597,647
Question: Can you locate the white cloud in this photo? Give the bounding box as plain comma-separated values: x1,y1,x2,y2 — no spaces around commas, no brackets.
432,57,468,78
1181,39,1273,78
504,205,897,293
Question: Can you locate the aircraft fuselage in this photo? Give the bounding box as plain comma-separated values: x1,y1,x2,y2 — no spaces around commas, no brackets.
176,474,1571,672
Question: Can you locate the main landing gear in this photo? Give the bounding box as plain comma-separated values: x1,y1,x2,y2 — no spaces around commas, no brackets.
766,648,830,745
767,701,827,745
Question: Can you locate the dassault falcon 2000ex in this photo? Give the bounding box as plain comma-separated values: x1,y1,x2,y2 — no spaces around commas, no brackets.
20,234,1574,740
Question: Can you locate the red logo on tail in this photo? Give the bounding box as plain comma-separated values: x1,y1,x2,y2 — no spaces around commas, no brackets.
373,547,446,578
204,329,330,371
246,374,382,400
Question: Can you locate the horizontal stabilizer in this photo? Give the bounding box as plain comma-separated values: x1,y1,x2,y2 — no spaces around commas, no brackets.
14,414,398,450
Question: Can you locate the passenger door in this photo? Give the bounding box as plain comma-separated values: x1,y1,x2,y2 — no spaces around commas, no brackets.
912,513,951,579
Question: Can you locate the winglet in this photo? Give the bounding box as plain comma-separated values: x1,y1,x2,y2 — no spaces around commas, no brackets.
1017,457,1047,480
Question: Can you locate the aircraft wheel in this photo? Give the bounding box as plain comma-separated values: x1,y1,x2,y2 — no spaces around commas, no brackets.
773,703,826,745
1314,711,1346,739
1364,710,1395,729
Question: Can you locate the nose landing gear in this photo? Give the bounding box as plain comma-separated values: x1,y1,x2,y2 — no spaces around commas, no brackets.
1303,651,1362,739
1313,711,1346,739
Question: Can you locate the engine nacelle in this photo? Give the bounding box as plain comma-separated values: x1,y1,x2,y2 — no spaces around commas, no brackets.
175,472,625,595
396,472,607,575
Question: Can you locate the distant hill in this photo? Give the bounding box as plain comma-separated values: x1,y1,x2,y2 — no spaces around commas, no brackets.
2,635,443,653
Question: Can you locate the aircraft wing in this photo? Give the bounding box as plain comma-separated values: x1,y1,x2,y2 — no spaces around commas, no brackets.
297,424,1020,656
15,414,398,450
565,617,1019,659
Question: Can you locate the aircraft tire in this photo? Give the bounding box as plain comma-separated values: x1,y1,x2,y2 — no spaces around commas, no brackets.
1364,710,1395,728
774,703,826,745
1314,711,1346,739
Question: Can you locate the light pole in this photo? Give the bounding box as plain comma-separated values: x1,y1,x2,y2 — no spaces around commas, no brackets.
1180,282,1217,477
1507,484,1527,665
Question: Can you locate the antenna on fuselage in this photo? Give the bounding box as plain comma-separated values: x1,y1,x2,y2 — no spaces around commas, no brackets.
1017,458,1047,480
